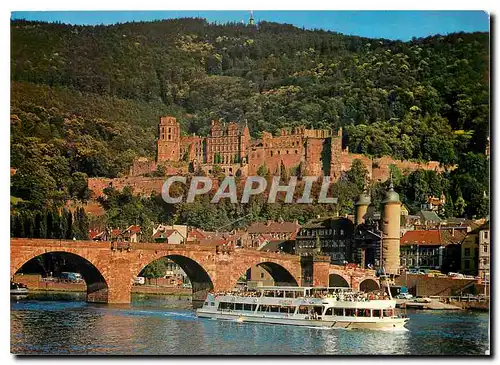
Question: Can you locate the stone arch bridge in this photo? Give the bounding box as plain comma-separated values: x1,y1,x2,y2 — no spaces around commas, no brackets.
11,238,378,304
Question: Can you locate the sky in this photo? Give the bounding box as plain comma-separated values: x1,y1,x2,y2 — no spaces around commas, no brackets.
10,10,489,41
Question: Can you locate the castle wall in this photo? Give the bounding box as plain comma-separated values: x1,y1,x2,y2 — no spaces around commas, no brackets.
129,158,157,177
372,156,445,182
305,138,324,176
340,152,373,179
180,135,205,163
88,177,166,198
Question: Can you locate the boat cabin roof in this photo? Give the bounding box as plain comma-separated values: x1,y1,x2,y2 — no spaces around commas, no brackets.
254,286,353,292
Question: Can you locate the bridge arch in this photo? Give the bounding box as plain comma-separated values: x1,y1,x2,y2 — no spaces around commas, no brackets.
244,261,300,287
132,251,215,301
359,277,380,292
12,250,109,303
228,255,301,291
328,273,350,287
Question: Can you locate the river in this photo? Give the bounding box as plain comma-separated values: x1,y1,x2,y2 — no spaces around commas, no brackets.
10,292,490,355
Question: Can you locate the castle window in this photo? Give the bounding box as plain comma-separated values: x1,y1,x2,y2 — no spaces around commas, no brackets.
278,150,281,155
286,150,289,154
168,134,172,140
295,150,298,154
270,151,273,157
168,127,171,133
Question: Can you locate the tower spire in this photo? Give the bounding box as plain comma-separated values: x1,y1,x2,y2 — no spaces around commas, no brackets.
249,10,255,26
388,172,394,191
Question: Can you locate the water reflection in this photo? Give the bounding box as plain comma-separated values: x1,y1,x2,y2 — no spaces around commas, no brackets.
11,294,489,355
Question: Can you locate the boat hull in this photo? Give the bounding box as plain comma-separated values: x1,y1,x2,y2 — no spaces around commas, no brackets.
10,289,29,295
197,310,408,330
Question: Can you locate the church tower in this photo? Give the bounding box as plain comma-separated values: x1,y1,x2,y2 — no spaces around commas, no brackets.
381,175,401,276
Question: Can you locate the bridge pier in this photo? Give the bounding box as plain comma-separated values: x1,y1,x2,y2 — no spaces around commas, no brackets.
86,282,109,303
312,256,331,287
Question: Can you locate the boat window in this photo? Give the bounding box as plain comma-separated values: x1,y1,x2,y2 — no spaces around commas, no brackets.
204,301,208,306
210,302,215,306
285,291,295,298
270,306,280,313
235,303,243,311
298,305,309,314
243,304,252,311
345,309,355,316
373,309,381,318
334,308,344,316
258,305,269,312
357,309,371,317
314,306,323,315
383,309,393,317
325,308,333,316
279,306,295,313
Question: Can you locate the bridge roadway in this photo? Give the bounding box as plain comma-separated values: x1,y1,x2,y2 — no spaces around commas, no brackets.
11,238,379,304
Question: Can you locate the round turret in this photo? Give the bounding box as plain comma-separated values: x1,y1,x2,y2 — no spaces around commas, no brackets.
355,192,371,206
355,191,371,226
381,174,401,276
381,179,400,204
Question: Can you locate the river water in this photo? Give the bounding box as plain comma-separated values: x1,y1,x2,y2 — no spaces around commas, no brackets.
11,292,490,355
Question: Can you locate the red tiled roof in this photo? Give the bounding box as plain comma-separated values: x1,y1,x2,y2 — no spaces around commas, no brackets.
153,228,180,239
128,225,141,234
401,230,443,246
163,229,179,237
188,229,207,239
88,229,102,240
248,221,300,234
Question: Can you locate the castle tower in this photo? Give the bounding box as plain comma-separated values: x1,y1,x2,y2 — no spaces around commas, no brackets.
355,191,371,226
157,116,180,162
381,175,401,276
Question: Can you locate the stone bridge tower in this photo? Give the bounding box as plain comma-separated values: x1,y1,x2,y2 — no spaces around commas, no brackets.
381,176,401,276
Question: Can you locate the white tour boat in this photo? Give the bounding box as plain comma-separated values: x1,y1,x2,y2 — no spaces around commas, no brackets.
197,286,409,330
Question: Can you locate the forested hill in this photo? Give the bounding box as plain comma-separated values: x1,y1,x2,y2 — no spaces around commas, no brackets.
10,18,490,220
12,18,489,153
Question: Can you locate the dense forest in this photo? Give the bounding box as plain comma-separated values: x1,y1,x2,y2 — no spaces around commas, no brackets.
10,18,490,234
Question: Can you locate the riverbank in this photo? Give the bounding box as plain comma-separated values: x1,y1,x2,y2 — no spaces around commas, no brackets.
397,299,462,310
27,285,192,296
396,298,489,311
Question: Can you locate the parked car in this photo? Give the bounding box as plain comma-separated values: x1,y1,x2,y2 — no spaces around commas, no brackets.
448,272,465,279
60,272,83,283
396,293,414,300
134,277,145,285
415,297,432,303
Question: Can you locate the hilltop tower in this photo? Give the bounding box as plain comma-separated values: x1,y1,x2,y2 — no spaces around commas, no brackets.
157,116,180,162
249,10,255,26
355,191,371,226
381,175,401,276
